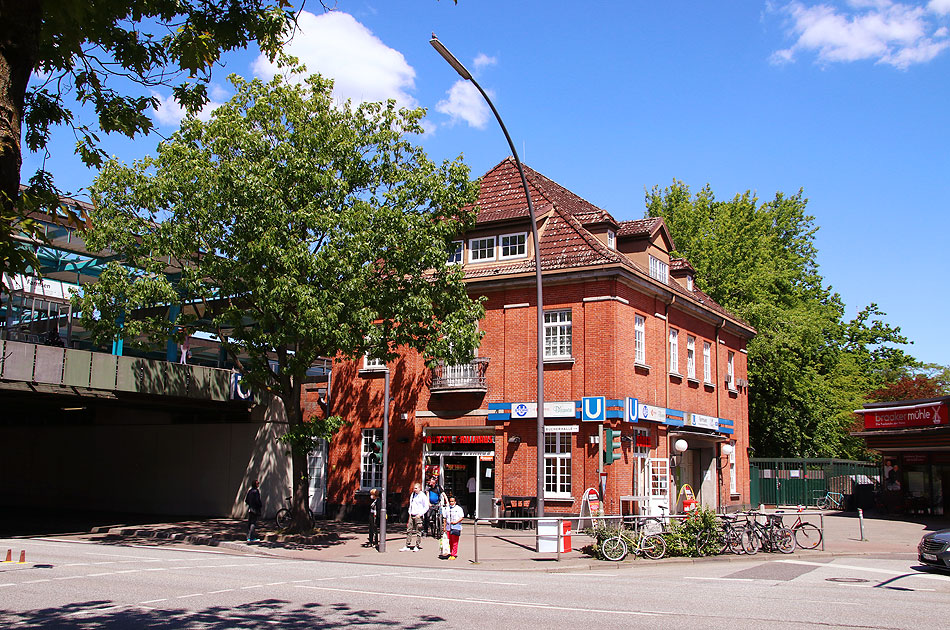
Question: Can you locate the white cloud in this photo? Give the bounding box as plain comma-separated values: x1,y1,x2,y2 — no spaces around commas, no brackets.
435,80,491,129
930,0,950,15
150,90,225,127
771,1,950,69
473,53,497,72
252,11,417,108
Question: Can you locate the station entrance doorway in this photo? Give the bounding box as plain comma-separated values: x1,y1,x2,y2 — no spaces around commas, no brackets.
422,428,495,519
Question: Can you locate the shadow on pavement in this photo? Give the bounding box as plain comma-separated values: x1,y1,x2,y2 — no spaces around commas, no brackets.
0,599,447,629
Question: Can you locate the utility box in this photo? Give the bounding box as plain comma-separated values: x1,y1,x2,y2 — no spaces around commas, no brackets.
537,519,571,552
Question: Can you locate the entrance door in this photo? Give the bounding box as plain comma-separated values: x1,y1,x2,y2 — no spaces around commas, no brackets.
648,458,670,516
478,457,495,519
307,441,326,516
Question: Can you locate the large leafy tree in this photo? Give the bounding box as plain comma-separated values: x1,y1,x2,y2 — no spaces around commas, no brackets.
78,71,484,530
0,0,296,286
647,181,916,458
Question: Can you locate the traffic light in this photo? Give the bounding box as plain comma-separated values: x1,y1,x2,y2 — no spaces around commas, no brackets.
603,427,622,465
369,439,384,462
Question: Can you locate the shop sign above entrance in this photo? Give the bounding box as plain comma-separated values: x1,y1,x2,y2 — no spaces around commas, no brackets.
637,403,665,423
861,403,947,430
424,435,494,444
511,401,576,419
686,413,719,431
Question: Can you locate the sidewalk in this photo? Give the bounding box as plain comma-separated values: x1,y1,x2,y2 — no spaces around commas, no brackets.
38,509,946,572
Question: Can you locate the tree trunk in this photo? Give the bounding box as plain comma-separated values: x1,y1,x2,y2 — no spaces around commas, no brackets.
0,0,40,216
283,376,313,533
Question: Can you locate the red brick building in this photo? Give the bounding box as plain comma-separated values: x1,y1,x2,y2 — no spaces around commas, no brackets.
321,159,755,519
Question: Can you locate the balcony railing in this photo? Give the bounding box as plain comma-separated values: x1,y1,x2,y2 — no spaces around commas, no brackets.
429,357,490,394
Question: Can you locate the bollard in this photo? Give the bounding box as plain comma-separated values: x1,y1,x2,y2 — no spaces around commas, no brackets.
18,550,26,563
472,519,479,564
858,508,867,541
4,549,10,563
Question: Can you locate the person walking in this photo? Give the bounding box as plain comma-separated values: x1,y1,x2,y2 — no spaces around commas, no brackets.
367,488,380,548
443,494,465,560
400,482,430,552
423,476,444,537
244,478,263,542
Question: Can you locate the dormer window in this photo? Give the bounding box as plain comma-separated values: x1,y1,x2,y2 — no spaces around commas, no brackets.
499,232,527,260
607,229,616,250
448,240,463,265
469,236,496,262
649,255,668,284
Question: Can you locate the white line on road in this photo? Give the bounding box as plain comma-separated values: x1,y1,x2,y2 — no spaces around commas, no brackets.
779,560,950,582
684,577,757,582
140,599,167,604
176,593,205,599
412,575,526,586
294,584,658,617
208,589,235,594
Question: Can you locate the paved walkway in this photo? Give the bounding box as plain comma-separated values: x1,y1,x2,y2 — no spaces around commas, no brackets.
22,509,946,572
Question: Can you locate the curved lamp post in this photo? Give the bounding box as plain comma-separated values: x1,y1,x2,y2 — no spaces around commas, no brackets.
430,35,546,520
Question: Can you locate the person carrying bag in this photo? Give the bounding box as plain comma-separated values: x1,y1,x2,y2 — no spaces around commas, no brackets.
442,494,464,560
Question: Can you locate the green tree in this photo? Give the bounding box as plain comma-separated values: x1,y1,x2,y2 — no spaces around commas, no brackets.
77,71,484,530
0,0,297,286
646,181,914,458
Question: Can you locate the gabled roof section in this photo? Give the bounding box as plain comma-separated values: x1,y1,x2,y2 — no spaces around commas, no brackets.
617,217,675,251
470,157,615,226
670,257,695,273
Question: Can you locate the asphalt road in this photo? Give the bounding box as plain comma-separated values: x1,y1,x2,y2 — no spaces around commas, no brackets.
2,537,948,629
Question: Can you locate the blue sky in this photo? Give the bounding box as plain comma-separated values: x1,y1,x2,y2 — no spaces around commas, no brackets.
24,1,950,366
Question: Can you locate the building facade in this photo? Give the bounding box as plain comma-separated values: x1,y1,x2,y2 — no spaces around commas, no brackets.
853,396,950,515
321,159,755,519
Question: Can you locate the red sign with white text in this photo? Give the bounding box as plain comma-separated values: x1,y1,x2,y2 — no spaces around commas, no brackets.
863,403,947,429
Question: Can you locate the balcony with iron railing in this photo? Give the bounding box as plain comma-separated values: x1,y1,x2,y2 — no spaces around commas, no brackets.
429,357,490,394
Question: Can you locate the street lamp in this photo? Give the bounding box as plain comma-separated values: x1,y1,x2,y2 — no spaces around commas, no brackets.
430,34,546,519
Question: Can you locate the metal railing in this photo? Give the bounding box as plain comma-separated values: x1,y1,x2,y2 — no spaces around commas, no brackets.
429,357,490,393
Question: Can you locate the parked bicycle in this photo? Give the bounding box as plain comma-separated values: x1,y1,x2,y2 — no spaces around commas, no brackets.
601,524,667,562
424,494,447,539
696,513,749,556
275,493,315,529
774,507,822,549
814,491,844,511
743,511,795,554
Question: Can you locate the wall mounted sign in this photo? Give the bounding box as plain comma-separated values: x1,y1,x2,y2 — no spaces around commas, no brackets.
424,435,494,444
582,396,606,422
686,413,719,431
861,403,946,430
511,401,576,419
624,397,639,423
637,403,665,423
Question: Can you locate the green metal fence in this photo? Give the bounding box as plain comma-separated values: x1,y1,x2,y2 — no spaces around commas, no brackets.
750,458,880,508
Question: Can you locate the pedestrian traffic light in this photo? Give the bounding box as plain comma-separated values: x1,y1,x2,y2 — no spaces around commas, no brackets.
369,439,384,462
603,427,622,465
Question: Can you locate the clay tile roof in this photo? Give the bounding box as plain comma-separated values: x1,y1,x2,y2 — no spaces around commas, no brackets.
469,158,617,226
617,217,662,237
670,257,695,273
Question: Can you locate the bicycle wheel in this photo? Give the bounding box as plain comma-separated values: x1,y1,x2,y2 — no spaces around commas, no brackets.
724,528,744,554
774,527,795,554
817,496,831,510
743,528,761,555
601,535,628,561
275,508,292,529
641,534,666,560
793,523,822,550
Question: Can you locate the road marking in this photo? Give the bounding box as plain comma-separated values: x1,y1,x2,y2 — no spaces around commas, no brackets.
240,584,264,590
266,582,287,586
54,576,85,580
779,560,950,582
412,575,526,586
140,599,167,604
294,585,657,617
208,589,235,594
23,579,50,584
176,593,204,599
685,577,756,582
87,572,117,577
0,583,14,588
803,600,862,605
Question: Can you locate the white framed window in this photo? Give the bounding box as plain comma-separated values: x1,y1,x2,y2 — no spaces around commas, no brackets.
729,442,737,495
544,310,572,359
634,314,646,365
361,428,383,490
649,255,668,284
363,353,386,370
469,236,496,262
686,335,696,379
499,232,527,260
727,351,735,389
544,431,572,497
703,341,712,383
607,229,616,250
669,328,679,374
448,240,463,264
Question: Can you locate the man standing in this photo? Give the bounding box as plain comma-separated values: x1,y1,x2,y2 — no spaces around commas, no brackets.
400,482,430,552
423,476,444,536
244,478,263,543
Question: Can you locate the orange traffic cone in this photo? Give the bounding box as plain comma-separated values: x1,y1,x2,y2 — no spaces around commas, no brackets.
18,550,26,563
3,549,10,562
